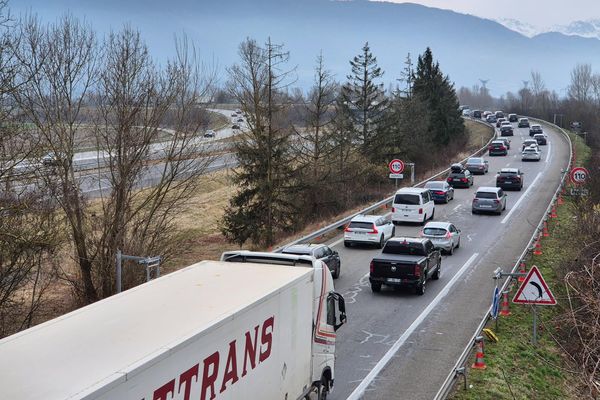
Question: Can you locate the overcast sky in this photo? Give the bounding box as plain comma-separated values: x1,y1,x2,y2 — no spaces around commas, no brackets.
376,0,600,26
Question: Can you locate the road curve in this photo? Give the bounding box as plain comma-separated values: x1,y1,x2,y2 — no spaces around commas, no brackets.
323,121,570,400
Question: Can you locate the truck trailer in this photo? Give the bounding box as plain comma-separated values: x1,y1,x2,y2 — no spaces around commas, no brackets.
0,252,346,400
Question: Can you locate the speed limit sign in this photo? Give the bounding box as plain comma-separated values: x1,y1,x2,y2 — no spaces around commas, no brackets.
570,167,589,185
389,159,405,174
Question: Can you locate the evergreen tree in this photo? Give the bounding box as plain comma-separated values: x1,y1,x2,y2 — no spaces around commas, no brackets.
413,47,464,147
341,42,389,157
222,38,298,247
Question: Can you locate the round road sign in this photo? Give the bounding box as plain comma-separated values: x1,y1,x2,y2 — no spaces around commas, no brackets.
389,159,405,174
570,167,589,185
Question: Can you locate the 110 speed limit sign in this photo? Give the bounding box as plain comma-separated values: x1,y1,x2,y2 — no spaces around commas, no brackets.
389,159,405,174
570,167,590,185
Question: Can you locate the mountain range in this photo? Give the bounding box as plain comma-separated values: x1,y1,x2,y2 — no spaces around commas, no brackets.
497,17,600,40
9,0,600,95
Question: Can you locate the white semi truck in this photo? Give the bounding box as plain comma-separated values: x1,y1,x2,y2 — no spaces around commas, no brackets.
0,251,346,400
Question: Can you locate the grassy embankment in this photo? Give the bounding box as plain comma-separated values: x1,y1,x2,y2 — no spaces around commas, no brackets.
450,132,591,400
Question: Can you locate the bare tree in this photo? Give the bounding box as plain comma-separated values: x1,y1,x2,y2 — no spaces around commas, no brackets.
568,64,593,103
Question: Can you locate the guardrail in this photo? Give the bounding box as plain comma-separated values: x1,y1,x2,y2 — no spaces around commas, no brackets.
275,118,497,252
432,117,574,400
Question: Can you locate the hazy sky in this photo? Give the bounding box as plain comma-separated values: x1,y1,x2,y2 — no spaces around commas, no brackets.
376,0,600,26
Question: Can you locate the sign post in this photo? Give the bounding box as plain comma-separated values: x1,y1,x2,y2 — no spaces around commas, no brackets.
513,265,557,345
388,159,405,188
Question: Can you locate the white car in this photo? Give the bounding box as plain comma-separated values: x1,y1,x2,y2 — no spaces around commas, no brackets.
420,221,461,255
203,130,216,138
391,187,435,225
344,215,395,248
522,147,542,161
500,121,512,127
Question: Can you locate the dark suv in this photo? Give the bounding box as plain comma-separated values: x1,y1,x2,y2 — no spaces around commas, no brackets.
496,168,524,191
488,140,508,156
508,113,518,122
500,125,514,136
472,110,482,119
282,244,341,278
446,163,473,188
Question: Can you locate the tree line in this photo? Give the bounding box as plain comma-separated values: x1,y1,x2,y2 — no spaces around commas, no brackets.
222,40,466,247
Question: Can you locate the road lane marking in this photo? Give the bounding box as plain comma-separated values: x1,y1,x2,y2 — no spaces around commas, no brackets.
546,142,553,164
501,171,542,224
453,204,462,211
331,237,344,247
346,252,479,400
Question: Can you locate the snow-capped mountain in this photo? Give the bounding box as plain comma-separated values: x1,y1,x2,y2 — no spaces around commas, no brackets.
496,18,600,40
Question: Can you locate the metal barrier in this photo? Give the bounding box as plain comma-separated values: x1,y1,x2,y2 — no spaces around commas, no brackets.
432,117,574,400
275,118,497,252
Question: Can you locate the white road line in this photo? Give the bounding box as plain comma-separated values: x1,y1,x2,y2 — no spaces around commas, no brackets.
546,142,553,164
453,204,462,211
501,171,543,224
331,237,344,247
506,163,510,166
346,252,480,400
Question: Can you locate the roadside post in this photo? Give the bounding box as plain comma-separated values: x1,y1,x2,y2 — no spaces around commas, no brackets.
388,159,405,188
115,250,163,293
513,265,557,345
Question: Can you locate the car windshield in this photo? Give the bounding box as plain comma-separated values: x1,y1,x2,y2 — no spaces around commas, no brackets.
467,158,482,164
500,171,517,176
423,228,447,236
394,194,420,205
348,221,374,230
425,182,445,189
524,148,536,153
382,241,426,256
476,192,497,199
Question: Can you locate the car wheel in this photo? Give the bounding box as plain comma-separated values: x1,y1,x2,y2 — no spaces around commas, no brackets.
377,235,384,249
420,215,427,225
392,227,396,237
332,264,340,279
456,238,461,249
472,209,478,215
432,262,441,280
416,279,426,295
445,195,449,204
448,244,454,256
344,241,350,248
371,283,382,293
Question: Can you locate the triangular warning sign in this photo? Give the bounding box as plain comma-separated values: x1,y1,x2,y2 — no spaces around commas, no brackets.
513,265,557,305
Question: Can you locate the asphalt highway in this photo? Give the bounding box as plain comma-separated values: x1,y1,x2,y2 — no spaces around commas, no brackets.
324,121,570,399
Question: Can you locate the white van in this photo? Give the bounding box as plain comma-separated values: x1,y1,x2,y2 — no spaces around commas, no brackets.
392,187,435,225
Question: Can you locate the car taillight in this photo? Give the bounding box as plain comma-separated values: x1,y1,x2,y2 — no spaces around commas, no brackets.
418,208,423,214
461,178,468,183
473,198,479,202
494,199,500,204
414,264,421,277
446,177,452,182
344,226,351,232
500,146,506,150
435,191,445,195
370,261,374,273
445,231,451,239
392,207,396,212
488,145,493,150
369,226,379,234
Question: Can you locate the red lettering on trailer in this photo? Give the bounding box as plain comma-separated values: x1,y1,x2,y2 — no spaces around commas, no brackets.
200,352,219,400
220,340,239,393
259,317,274,363
152,379,175,400
178,364,198,400
242,325,259,377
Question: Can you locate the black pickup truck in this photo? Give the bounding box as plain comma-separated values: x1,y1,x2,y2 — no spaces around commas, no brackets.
369,237,442,295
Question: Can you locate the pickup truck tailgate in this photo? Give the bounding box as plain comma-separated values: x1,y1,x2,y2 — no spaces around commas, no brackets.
371,259,419,279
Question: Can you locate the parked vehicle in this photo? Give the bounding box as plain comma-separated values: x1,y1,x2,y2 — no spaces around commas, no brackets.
496,117,506,128
237,118,244,123
518,117,530,128
570,121,582,131
522,139,539,151
533,133,547,145
508,113,518,122
369,237,442,295
446,163,474,188
465,157,489,174
0,251,347,400
344,214,395,248
424,180,455,203
420,221,461,255
203,129,216,138
529,124,543,136
232,124,241,129
472,186,507,215
391,187,435,225
41,151,65,167
282,243,341,278
500,125,514,136
488,140,508,156
522,146,542,161
496,168,524,191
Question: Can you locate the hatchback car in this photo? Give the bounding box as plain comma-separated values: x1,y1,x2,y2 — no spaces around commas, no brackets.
529,124,543,136
500,125,514,136
522,147,542,161
533,133,547,145
465,157,489,174
472,187,507,215
424,181,455,203
518,117,530,128
508,113,518,122
446,164,473,188
344,215,395,248
421,221,461,255
281,244,341,278
522,139,539,151
488,140,508,156
497,137,511,149
496,168,524,191
496,118,506,128
203,130,216,138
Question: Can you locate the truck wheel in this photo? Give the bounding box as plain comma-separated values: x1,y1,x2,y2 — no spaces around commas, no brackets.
317,377,330,400
371,283,382,292
416,279,426,295
432,262,441,280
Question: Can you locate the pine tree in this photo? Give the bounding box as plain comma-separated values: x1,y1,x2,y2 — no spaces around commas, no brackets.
222,38,298,247
341,42,389,157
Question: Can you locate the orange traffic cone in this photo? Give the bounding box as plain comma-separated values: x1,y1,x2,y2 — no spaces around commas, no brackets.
550,206,558,219
533,238,543,256
558,194,564,205
542,221,549,237
500,291,511,316
518,262,527,282
472,338,486,370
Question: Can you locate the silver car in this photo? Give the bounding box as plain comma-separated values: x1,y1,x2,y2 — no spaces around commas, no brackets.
472,187,507,215
465,157,489,174
421,221,461,255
